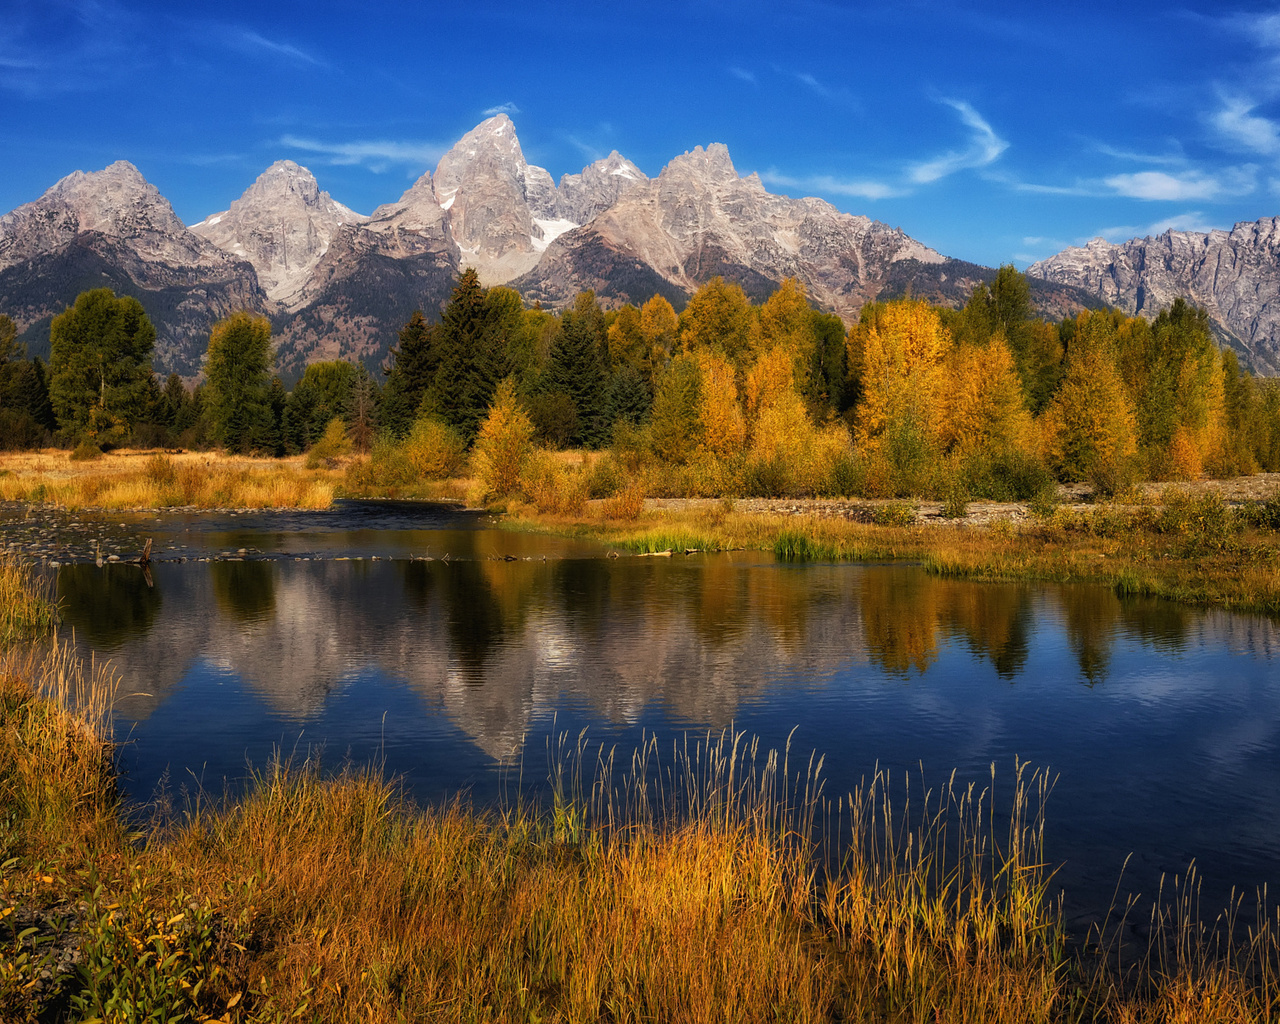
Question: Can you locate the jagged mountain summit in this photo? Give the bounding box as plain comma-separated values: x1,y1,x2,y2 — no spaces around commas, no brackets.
189,160,366,308
0,161,268,376
0,116,1104,381
1027,220,1280,374
555,151,648,225
515,142,947,317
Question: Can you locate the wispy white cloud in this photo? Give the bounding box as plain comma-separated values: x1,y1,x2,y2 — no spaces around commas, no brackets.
994,174,1094,197
796,72,828,96
1094,142,1186,166
565,135,604,163
1088,211,1222,244
729,66,756,84
908,99,1008,184
787,69,860,111
761,169,904,200
1103,166,1256,201
1211,94,1280,155
279,135,443,170
233,29,323,66
483,102,520,116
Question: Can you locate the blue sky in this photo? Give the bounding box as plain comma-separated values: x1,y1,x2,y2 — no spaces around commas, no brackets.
3,0,1280,268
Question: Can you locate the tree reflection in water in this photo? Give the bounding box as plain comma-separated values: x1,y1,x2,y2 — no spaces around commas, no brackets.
57,563,162,650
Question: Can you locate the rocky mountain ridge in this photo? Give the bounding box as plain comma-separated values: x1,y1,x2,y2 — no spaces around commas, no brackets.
1027,221,1280,374
189,160,366,309
1,116,1107,380
0,161,270,374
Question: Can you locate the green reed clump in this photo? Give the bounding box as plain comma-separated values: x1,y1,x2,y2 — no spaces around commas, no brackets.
0,559,57,646
619,529,720,554
773,529,841,561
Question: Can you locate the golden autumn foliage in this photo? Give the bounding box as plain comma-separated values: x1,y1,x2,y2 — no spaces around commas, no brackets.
640,294,679,364
1168,425,1203,481
856,300,949,452
1040,316,1138,484
679,277,758,364
758,277,817,363
474,377,535,496
606,304,647,370
744,346,798,431
942,336,1036,457
695,351,746,460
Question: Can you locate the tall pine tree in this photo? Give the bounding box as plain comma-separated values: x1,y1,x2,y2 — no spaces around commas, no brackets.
546,296,607,448
423,269,506,442
382,310,439,437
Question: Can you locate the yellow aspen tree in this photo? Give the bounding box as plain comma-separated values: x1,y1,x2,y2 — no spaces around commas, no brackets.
855,299,948,451
639,294,679,375
606,304,646,370
1040,313,1138,483
942,335,1035,457
473,377,535,496
743,345,797,432
678,277,758,365
759,278,817,360
1181,346,1226,474
1168,425,1202,480
694,350,746,460
741,344,819,484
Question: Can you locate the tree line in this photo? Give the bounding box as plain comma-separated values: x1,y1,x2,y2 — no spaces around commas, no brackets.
4,269,1279,500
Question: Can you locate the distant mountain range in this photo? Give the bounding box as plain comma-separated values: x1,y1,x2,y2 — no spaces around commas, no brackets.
1027,222,1280,375
1,113,1247,381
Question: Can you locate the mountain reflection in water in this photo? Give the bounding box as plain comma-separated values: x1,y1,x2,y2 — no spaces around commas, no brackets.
53,540,1280,921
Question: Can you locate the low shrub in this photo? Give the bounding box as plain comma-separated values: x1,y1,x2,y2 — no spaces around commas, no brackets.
1158,488,1240,554
941,486,969,520
740,455,789,498
1028,484,1061,520
521,451,588,515
873,500,917,526
403,416,466,479
815,450,864,498
69,440,103,462
600,481,645,521
1240,492,1280,532
585,455,624,499
960,449,1056,502
305,417,352,468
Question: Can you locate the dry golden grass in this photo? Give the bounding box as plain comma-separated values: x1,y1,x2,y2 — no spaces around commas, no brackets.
0,448,338,510
0,559,57,646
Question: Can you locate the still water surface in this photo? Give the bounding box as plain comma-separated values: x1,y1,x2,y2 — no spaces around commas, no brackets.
22,500,1280,928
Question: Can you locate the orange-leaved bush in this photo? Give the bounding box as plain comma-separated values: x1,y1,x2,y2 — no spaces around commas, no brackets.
474,377,535,497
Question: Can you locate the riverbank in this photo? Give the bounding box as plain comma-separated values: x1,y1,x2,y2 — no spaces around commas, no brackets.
7,449,1280,615
502,487,1280,615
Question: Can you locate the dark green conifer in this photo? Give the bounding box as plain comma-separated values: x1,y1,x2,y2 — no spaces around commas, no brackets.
606,364,651,432
382,310,439,437
423,269,505,441
267,376,288,456
546,300,607,447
